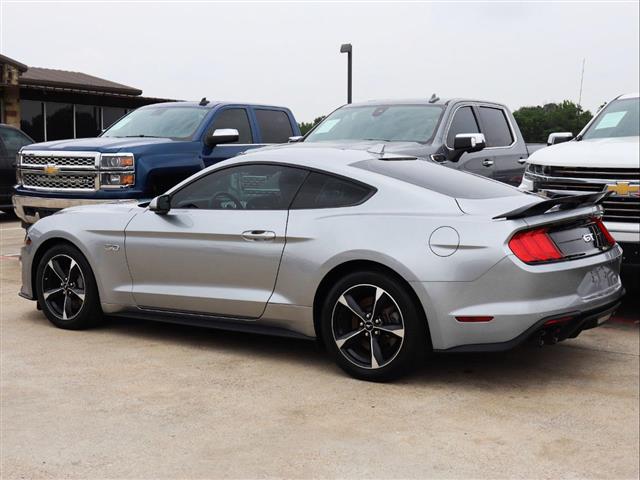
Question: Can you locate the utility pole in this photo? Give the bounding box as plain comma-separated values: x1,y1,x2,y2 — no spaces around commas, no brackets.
578,58,586,107
340,44,352,104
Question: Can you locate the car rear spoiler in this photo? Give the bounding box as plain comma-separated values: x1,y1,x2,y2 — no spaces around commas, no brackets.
493,191,611,220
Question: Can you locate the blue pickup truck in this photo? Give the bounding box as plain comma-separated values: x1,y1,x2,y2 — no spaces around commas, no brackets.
14,100,300,225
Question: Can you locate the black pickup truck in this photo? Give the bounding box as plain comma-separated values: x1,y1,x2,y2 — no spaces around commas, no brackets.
296,97,544,186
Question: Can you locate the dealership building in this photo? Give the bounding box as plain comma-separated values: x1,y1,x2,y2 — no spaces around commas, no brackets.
0,53,172,143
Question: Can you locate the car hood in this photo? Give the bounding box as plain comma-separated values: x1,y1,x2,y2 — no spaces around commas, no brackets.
57,201,143,218
528,136,639,169
21,136,179,153
258,140,436,156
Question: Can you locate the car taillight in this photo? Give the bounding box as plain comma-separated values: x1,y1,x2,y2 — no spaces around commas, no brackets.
508,227,563,264
594,218,616,246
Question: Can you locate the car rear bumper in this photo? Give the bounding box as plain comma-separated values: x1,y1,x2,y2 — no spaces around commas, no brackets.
13,194,138,225
411,246,624,351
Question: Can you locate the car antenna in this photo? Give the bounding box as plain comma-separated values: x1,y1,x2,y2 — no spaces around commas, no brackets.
428,93,440,104
199,97,209,106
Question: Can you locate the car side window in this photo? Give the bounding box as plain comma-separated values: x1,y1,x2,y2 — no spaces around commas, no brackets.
291,172,373,209
0,127,32,158
210,108,253,143
446,106,480,146
171,164,308,210
478,107,513,147
255,109,294,143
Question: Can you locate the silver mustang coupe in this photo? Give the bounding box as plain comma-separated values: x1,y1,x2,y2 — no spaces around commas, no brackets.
19,144,624,381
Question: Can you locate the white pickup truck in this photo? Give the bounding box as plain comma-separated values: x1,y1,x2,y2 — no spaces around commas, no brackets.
520,92,639,269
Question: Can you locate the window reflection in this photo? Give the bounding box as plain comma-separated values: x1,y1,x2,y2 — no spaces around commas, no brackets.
20,100,45,143
46,102,73,140
75,105,100,138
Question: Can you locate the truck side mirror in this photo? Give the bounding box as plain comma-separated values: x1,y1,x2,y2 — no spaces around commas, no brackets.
204,128,240,147
149,194,171,214
450,133,486,162
547,132,573,146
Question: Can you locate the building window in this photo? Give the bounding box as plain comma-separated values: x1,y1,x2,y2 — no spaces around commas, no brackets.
46,102,73,141
20,100,45,143
102,107,128,130
75,105,101,138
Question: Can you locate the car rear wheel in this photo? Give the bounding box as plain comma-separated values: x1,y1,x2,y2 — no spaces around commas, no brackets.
35,244,103,330
321,271,430,381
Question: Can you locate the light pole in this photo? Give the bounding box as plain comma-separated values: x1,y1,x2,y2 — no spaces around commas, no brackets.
340,43,352,104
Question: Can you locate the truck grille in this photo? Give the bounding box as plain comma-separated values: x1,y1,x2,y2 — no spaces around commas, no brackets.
20,153,96,169
533,167,640,224
22,172,96,191
18,150,99,191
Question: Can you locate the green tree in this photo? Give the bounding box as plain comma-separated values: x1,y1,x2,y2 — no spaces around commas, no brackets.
298,116,326,136
513,101,593,144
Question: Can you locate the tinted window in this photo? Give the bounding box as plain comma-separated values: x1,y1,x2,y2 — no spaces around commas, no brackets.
75,105,101,138
0,127,33,157
45,102,73,141
353,159,520,199
291,172,373,209
446,106,480,146
210,108,253,143
478,107,513,147
171,164,307,210
255,109,293,143
306,105,443,143
582,97,640,139
102,107,128,129
20,100,44,143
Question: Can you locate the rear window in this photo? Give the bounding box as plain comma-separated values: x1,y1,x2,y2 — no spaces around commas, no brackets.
291,172,374,209
353,159,520,199
255,109,294,143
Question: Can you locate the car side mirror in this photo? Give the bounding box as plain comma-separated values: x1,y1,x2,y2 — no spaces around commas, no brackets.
547,132,573,146
149,194,171,214
288,136,304,143
204,128,240,147
450,133,486,162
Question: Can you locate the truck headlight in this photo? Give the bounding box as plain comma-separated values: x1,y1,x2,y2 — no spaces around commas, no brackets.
100,172,135,187
100,153,134,169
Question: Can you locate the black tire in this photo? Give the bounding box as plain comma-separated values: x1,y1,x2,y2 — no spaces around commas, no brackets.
35,243,103,330
321,270,430,382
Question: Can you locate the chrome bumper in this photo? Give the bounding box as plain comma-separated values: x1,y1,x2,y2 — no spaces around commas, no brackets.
13,194,137,224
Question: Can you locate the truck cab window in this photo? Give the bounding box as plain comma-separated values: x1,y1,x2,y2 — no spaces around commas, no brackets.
446,106,480,147
255,109,294,143
211,108,253,143
478,107,513,147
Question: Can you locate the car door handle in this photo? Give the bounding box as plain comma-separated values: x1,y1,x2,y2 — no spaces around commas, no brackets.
241,230,276,242
517,158,527,164
482,159,494,167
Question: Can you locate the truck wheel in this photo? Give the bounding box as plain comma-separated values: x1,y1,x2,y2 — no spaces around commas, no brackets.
321,271,430,382
35,243,103,330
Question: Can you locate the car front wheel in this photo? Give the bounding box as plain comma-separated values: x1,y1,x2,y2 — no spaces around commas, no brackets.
35,243,103,330
321,271,430,381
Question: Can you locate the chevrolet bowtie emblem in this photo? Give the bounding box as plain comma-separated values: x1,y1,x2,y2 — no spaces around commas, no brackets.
606,182,639,197
43,164,59,175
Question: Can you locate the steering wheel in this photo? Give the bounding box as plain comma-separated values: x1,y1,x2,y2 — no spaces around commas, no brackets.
211,191,243,209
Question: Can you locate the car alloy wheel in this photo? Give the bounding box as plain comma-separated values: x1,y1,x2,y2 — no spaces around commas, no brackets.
41,254,86,321
331,284,405,369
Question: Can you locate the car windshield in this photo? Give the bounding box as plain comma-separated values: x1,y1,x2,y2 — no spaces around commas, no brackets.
102,106,209,139
305,104,444,143
581,97,639,140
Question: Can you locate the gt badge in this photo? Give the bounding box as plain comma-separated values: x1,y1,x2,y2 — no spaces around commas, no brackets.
582,233,595,242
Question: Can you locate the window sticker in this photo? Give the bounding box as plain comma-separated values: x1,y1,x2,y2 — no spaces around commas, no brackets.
595,111,627,130
314,118,341,134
